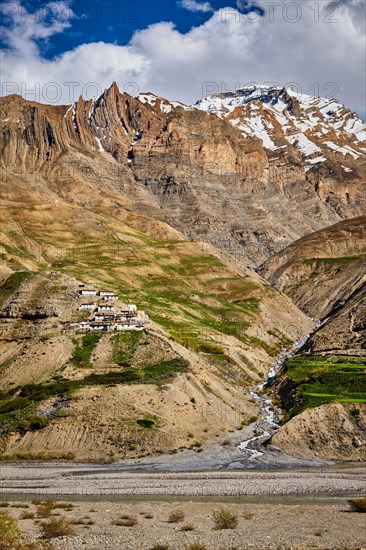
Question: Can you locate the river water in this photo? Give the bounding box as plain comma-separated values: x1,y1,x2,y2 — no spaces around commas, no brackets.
238,333,312,459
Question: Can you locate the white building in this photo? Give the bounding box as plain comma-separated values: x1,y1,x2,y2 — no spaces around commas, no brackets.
115,323,143,331
99,291,116,297
127,304,137,312
79,289,98,296
79,304,94,310
103,294,118,301
97,305,114,312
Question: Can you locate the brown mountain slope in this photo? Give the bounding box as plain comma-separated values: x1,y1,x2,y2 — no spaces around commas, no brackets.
1,84,365,267
264,218,366,460
0,85,364,462
0,186,313,461
259,216,366,320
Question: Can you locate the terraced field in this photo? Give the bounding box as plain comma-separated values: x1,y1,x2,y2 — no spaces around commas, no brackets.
282,355,366,417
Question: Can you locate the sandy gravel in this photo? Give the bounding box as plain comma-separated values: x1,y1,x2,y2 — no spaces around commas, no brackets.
4,499,366,550
0,463,365,497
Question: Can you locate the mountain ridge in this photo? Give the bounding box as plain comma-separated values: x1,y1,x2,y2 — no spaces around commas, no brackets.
2,82,365,267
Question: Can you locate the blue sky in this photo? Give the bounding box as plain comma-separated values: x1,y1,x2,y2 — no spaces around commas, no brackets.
0,0,365,117
1,0,263,54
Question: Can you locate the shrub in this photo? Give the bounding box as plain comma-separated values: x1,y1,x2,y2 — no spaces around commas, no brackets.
0,511,20,550
150,545,170,550
180,523,195,531
168,509,185,523
71,518,94,525
112,515,138,527
40,517,75,538
0,503,9,508
18,416,48,433
136,418,155,429
186,544,207,550
0,511,51,549
242,510,254,520
20,511,35,520
37,502,54,518
348,498,366,512
212,508,238,530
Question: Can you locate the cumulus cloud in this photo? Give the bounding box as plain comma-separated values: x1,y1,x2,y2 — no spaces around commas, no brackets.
178,0,214,12
0,0,365,115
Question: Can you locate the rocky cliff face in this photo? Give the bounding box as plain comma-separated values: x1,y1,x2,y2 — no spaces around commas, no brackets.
263,217,366,460
1,83,365,267
259,217,366,320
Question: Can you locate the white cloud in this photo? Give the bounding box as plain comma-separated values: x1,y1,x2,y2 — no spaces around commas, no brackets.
179,0,213,13
0,0,365,115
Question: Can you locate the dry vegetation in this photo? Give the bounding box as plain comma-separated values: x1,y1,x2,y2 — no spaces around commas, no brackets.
40,517,75,539
112,515,138,527
348,498,366,512
167,509,185,523
212,508,238,530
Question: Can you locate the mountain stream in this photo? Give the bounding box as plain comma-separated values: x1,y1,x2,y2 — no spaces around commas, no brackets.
238,333,312,459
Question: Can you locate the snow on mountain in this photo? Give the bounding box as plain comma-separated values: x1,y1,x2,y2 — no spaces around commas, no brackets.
138,92,187,113
193,86,366,168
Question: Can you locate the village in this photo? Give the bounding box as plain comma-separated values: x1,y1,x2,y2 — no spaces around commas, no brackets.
67,287,146,332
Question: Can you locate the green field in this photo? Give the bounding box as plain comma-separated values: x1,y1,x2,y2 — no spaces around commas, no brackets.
282,355,366,418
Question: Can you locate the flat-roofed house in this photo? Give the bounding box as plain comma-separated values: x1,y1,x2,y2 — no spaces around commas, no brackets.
79,303,95,310
102,294,118,301
97,305,114,312
79,289,98,296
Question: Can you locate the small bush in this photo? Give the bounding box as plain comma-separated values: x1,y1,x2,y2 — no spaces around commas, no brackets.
112,515,138,527
144,513,154,519
168,509,185,523
71,518,94,525
212,508,238,530
18,416,48,433
180,523,195,531
186,543,207,550
150,545,170,550
0,511,20,549
41,517,75,538
21,511,35,520
348,498,366,512
242,510,254,520
37,501,54,518
136,418,155,429
0,503,9,508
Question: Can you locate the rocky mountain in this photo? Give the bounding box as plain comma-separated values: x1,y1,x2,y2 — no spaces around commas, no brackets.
259,216,366,320
262,217,366,459
1,83,365,268
195,86,365,167
0,83,365,462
